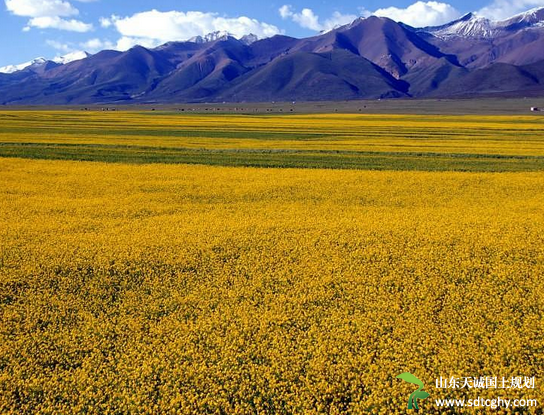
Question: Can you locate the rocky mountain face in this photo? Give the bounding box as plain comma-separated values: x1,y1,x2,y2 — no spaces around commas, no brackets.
416,8,544,69
422,8,544,39
0,9,543,104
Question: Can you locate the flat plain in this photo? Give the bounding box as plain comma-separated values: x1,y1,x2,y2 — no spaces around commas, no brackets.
1,109,543,414
1,111,544,171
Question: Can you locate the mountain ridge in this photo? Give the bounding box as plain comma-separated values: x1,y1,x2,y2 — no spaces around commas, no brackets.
421,7,544,39
1,8,543,104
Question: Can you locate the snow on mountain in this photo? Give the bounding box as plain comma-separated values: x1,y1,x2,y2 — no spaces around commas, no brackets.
53,51,91,65
240,34,259,45
188,31,259,45
423,7,544,38
0,51,91,74
498,7,544,29
0,57,47,74
188,31,232,44
2,6,544,104
425,13,497,38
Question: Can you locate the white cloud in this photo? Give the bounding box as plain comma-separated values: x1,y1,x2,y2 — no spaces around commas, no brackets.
5,0,93,31
48,35,171,55
279,5,357,32
114,36,163,51
99,17,110,28
99,15,120,29
373,1,461,27
104,10,281,49
45,9,283,56
280,2,461,30
478,0,544,20
80,37,114,52
5,0,78,17
280,0,544,31
279,5,291,19
46,39,72,52
27,15,92,31
47,36,114,57
279,5,321,31
325,11,360,30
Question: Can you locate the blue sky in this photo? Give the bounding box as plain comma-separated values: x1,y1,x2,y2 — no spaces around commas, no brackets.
1,0,543,67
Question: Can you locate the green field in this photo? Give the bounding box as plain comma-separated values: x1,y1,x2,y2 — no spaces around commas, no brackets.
1,111,544,171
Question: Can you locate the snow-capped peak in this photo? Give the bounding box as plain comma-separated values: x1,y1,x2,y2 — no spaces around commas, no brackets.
240,33,259,45
0,57,47,74
498,7,544,28
0,51,91,75
423,7,544,39
506,7,544,21
423,13,496,38
188,31,259,45
189,31,232,44
53,51,91,65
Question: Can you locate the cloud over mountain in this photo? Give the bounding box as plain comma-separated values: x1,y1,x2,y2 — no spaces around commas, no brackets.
101,10,282,51
279,5,357,32
372,1,461,27
3,6,544,104
5,0,93,31
279,2,461,32
1,3,544,104
478,0,544,20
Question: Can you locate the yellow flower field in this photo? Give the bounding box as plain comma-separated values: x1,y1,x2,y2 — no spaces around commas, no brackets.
1,111,544,156
1,157,543,414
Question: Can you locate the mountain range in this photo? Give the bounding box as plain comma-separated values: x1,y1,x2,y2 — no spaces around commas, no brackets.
0,51,91,75
1,8,544,104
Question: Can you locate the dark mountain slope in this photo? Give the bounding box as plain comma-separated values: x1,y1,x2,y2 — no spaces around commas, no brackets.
402,58,468,96
432,60,544,96
216,49,409,102
0,47,175,104
295,17,460,79
422,29,544,69
146,38,252,101
417,8,544,69
247,35,300,66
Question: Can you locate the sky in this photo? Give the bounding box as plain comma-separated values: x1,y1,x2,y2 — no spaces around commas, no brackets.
1,0,544,67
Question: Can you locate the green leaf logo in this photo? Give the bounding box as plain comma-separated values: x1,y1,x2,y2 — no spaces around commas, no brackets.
397,372,428,410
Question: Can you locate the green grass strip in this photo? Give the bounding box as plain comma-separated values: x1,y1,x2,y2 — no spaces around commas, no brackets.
2,142,544,172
